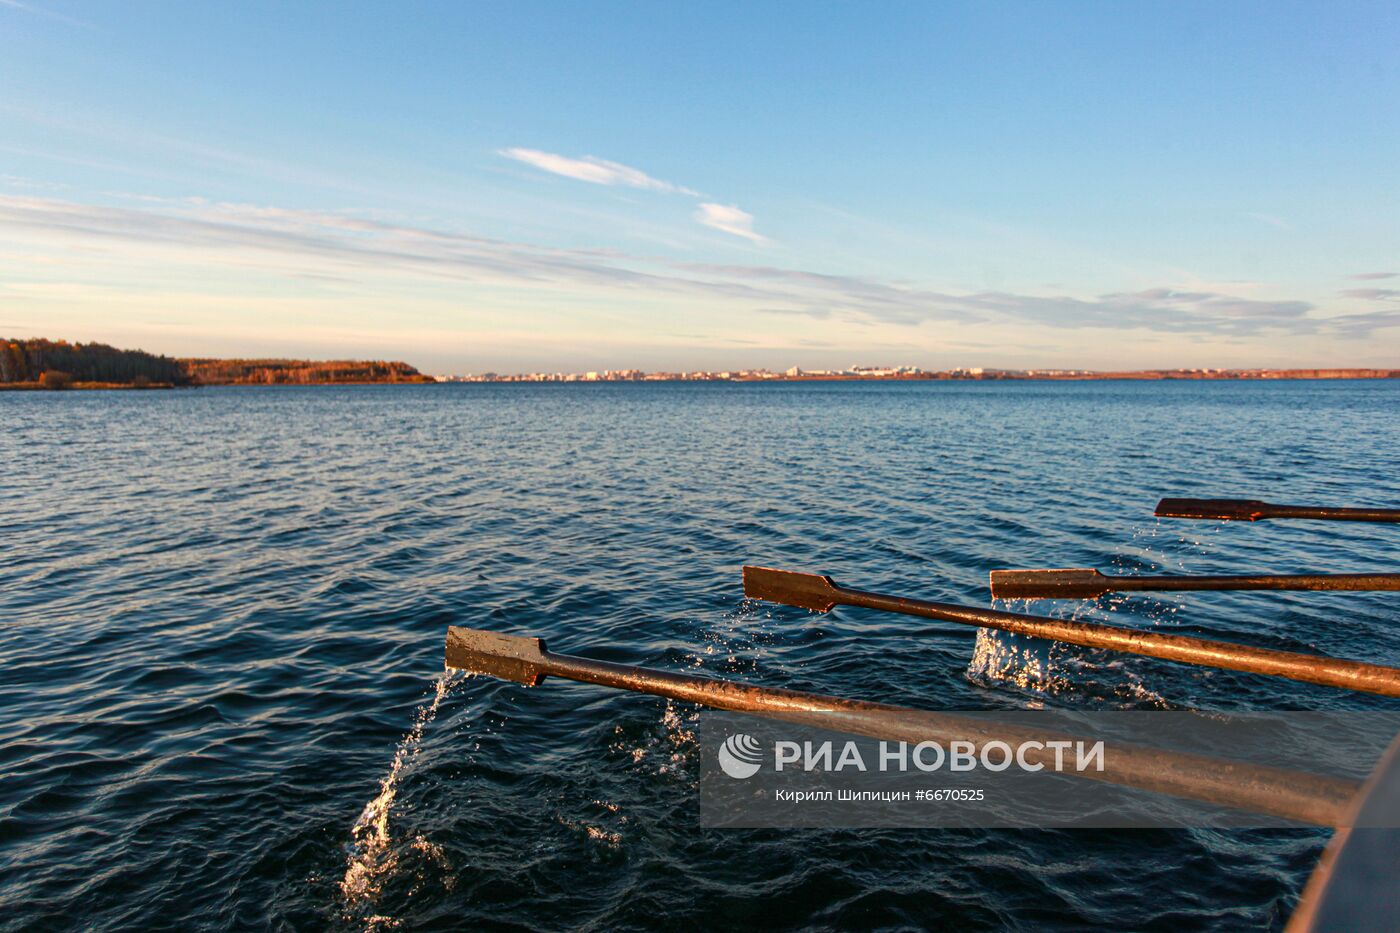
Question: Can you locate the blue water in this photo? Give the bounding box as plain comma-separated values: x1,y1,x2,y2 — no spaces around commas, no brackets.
3,380,1398,930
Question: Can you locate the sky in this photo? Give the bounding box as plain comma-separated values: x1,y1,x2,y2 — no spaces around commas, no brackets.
1,1,1397,374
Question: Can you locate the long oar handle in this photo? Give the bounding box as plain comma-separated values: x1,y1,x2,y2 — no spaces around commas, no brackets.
444,626,1359,826
1157,498,1400,523
990,568,1400,600
832,582,1400,697
744,566,1400,696
1122,574,1400,593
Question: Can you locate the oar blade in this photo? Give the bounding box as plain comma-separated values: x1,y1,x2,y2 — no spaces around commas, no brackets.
743,565,839,612
990,568,1108,600
446,626,549,685
1156,498,1269,521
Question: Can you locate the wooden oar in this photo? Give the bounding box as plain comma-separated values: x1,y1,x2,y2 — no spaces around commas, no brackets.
990,568,1400,601
1156,498,1400,523
445,625,1360,825
742,565,1400,698
1288,733,1400,930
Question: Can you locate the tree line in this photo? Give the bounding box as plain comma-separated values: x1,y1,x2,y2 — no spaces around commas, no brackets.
1,338,432,387
181,358,431,385
1,338,187,386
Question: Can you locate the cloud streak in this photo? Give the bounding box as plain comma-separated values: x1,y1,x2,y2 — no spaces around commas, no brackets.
740,278,1327,335
499,148,698,196
3,193,1397,342
1341,288,1400,301
695,203,766,244
500,147,769,244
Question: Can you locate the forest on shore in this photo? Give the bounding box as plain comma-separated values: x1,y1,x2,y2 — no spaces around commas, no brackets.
181,358,431,385
0,338,432,389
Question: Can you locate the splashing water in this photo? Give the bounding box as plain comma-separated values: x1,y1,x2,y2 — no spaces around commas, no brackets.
963,596,1064,694
339,671,463,927
966,588,1184,707
966,627,1065,694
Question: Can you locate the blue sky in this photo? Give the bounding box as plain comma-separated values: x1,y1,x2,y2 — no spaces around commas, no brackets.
1,1,1397,372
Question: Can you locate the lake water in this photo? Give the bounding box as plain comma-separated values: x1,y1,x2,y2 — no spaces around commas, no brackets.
4,380,1399,930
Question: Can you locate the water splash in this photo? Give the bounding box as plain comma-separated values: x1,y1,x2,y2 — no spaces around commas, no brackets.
682,599,777,676
556,801,626,849
967,591,1183,708
608,698,698,777
338,671,463,928
966,627,1066,694
963,595,1063,695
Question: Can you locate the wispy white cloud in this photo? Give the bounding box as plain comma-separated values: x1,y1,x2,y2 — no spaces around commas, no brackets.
731,273,1329,335
501,148,770,244
0,173,68,191
1342,288,1400,301
1348,272,1397,281
499,148,698,196
3,193,1395,341
695,203,766,244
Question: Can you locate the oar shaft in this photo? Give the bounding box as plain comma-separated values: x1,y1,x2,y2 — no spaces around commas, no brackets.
1157,498,1400,523
833,584,1400,698
1126,574,1400,593
521,643,1357,825
990,569,1400,600
1267,505,1400,523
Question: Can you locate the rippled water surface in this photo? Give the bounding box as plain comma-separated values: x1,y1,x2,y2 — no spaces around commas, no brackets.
4,380,1399,930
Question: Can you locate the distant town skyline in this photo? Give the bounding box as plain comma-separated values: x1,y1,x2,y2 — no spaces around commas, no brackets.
430,364,1400,383
1,1,1397,372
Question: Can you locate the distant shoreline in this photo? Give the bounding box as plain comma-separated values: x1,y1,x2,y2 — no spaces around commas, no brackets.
0,379,429,391
5,336,1396,390
0,381,177,391
8,369,1399,391
444,367,1400,384
741,369,1400,382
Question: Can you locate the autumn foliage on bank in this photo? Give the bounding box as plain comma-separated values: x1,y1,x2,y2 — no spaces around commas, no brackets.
178,358,433,385
1,338,186,387
1,338,432,388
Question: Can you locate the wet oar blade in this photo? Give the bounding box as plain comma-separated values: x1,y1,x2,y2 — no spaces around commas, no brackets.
990,568,1108,600
438,625,1363,826
743,565,839,612
745,566,1400,696
1156,498,1270,521
445,627,550,685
